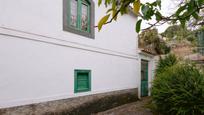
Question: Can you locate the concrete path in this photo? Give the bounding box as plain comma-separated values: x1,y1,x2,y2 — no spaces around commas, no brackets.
94,97,153,115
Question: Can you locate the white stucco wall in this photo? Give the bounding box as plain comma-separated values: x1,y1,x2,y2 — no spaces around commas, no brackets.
0,0,138,55
0,0,139,108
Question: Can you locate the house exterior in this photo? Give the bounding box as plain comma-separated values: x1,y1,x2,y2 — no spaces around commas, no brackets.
0,0,155,113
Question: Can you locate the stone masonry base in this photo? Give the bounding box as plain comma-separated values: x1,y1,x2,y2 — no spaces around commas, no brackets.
0,88,138,115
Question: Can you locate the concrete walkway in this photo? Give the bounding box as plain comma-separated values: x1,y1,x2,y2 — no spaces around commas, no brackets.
94,97,153,115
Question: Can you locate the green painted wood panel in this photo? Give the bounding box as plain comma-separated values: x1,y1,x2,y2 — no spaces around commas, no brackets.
74,70,91,93
141,60,148,97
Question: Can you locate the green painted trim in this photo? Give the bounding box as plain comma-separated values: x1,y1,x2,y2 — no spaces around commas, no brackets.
77,0,81,29
146,62,148,80
74,69,91,93
67,0,71,26
87,4,91,32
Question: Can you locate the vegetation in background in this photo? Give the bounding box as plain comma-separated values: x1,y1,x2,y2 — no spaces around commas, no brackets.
161,25,197,43
152,54,204,115
139,28,170,55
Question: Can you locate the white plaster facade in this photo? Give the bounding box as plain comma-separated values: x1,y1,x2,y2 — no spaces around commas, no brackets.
0,0,144,108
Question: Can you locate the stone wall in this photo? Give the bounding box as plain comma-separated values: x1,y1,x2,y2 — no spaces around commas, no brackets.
0,88,138,115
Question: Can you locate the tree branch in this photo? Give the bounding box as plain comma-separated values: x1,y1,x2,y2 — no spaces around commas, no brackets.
95,1,132,28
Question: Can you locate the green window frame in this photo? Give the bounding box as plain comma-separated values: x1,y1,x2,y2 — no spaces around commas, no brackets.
74,69,91,93
63,0,95,38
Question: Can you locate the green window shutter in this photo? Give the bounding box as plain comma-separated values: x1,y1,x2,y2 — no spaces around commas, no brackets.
74,70,91,93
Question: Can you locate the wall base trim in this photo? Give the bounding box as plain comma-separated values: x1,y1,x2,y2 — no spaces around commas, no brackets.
0,88,138,115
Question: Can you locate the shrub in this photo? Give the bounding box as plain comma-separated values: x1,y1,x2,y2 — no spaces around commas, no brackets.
152,63,204,115
156,54,178,76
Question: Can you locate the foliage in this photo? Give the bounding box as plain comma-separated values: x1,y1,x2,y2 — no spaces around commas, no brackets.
162,25,197,43
188,9,204,29
152,58,204,115
196,26,204,31
139,28,170,55
98,14,110,30
186,33,197,43
155,42,171,55
98,0,204,33
156,54,178,76
139,28,159,46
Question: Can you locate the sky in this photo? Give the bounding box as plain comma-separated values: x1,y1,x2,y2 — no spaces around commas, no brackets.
141,0,180,33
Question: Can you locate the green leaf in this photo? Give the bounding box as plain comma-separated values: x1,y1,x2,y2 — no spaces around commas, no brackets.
98,0,102,6
136,19,142,33
112,0,116,9
176,5,186,16
106,8,113,13
105,0,111,7
112,9,118,21
151,1,157,6
141,5,149,16
156,0,161,9
179,19,186,28
141,5,153,20
197,0,204,6
155,11,162,21
133,0,140,14
192,12,199,19
98,14,111,31
120,3,129,15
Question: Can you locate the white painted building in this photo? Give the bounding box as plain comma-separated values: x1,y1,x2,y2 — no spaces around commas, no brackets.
0,0,155,109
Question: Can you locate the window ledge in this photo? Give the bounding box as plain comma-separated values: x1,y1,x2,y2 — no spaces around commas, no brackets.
63,25,94,39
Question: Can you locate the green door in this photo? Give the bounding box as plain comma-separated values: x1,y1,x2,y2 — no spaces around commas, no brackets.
141,60,148,97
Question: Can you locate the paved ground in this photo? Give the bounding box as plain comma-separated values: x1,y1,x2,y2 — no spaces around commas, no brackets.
94,97,153,115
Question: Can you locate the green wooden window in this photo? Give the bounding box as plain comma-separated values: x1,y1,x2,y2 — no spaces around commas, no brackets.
63,0,95,38
74,70,91,93
69,0,90,32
